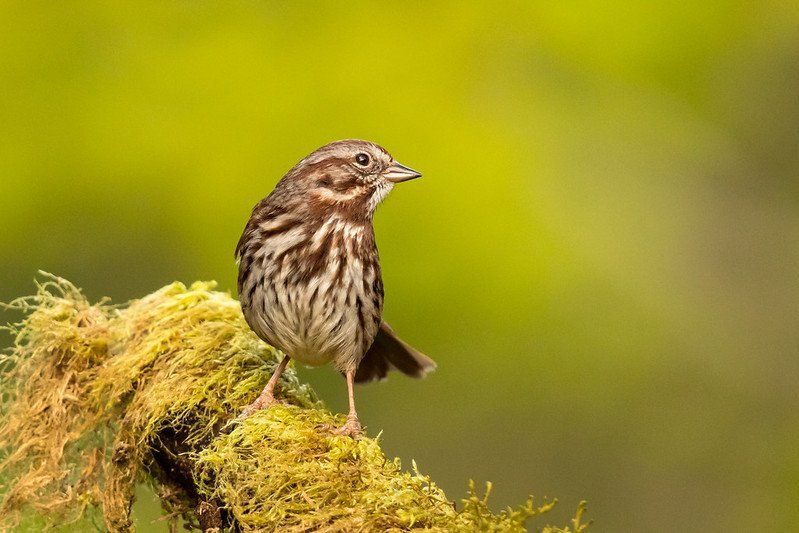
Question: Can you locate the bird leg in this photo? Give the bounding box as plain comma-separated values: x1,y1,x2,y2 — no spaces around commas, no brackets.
239,354,290,418
334,369,362,437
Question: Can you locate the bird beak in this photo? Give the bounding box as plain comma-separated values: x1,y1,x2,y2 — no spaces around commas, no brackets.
383,161,422,183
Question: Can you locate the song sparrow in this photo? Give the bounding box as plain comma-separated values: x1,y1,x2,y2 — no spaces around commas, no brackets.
236,139,436,436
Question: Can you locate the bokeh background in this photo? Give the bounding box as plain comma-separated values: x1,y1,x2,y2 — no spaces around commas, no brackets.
2,2,798,531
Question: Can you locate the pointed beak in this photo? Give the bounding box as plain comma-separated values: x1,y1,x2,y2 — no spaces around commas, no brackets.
383,161,422,183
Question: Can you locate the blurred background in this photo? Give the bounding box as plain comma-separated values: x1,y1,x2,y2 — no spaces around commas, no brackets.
1,2,797,531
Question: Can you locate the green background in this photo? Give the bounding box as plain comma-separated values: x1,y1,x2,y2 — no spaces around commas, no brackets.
2,2,797,531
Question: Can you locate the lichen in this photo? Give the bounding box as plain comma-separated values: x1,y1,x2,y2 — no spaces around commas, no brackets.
0,273,587,532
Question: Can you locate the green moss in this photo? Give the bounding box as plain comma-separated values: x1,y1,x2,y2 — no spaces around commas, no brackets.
0,273,587,532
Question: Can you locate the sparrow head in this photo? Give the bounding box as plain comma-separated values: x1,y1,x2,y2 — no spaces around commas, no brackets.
279,139,421,218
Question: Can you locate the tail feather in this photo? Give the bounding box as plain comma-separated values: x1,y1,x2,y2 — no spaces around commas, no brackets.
354,321,436,384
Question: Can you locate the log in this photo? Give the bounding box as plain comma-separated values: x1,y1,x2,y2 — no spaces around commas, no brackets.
0,274,586,532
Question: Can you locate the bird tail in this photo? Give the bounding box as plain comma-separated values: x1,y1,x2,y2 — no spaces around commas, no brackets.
354,321,436,384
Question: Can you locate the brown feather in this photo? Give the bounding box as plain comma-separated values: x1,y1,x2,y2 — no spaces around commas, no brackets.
354,321,436,383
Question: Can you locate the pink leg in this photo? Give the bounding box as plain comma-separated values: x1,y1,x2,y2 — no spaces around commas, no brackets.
334,369,362,437
240,355,290,418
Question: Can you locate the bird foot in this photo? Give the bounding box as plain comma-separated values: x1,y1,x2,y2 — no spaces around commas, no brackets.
238,392,281,419
333,415,362,438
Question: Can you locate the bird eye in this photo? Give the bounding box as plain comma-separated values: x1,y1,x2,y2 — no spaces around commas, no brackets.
355,153,370,167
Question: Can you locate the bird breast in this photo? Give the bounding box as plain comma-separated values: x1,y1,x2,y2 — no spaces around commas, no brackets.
239,215,383,371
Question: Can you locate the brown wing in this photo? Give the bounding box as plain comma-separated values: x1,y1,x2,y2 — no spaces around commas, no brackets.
354,320,437,383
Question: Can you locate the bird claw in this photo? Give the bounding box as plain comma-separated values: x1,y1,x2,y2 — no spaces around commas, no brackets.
238,393,281,419
333,415,362,438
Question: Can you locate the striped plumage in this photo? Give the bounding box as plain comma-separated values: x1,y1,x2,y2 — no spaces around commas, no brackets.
236,140,435,435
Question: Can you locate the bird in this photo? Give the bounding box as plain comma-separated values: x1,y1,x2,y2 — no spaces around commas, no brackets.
235,139,436,436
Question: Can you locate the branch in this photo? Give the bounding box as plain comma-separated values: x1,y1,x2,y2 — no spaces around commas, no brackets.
0,274,587,532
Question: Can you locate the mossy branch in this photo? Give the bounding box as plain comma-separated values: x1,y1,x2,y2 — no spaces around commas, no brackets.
0,274,587,532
